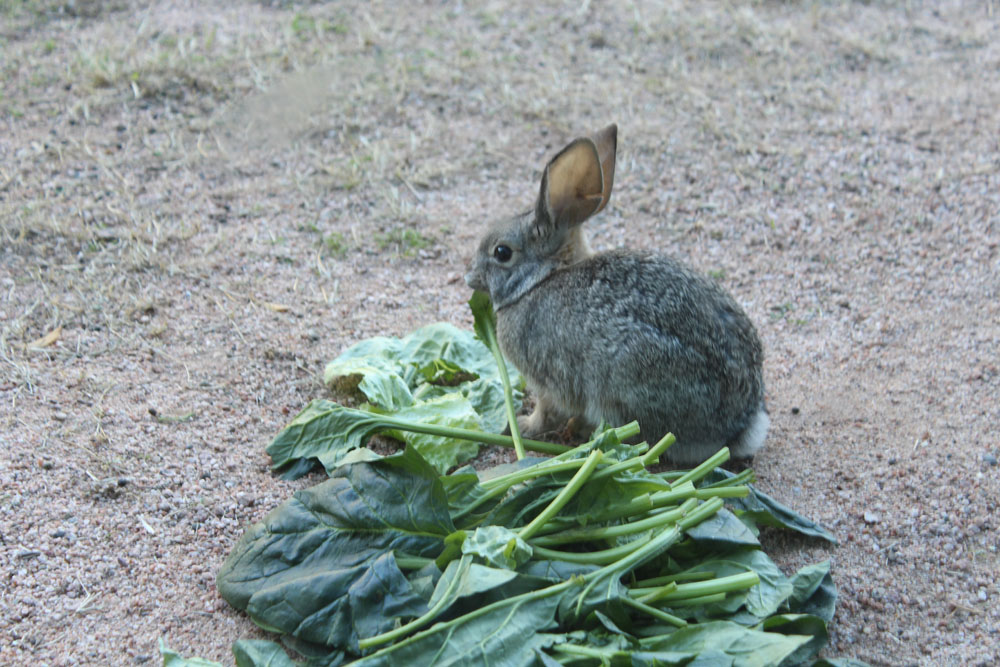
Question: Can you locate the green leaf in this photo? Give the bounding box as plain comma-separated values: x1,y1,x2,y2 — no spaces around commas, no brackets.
787,561,837,622
267,398,483,477
428,557,520,608
216,449,454,650
469,290,496,346
323,320,522,426
459,377,511,434
353,593,564,666
675,550,793,620
232,639,302,667
757,613,829,666
461,525,533,570
159,638,223,666
640,621,813,666
324,343,416,410
383,394,482,474
631,648,732,666
702,470,837,543
266,400,385,476
684,508,761,548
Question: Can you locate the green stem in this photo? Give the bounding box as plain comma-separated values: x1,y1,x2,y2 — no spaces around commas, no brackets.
674,497,725,530
545,422,642,465
656,592,727,607
393,555,433,570
433,531,468,570
530,498,699,547
620,595,687,628
477,312,525,460
584,431,673,484
453,456,596,523
640,432,676,467
587,456,645,482
530,481,700,538
634,581,678,603
531,533,657,566
518,450,603,541
374,412,568,455
632,570,715,589
480,458,590,492
359,555,473,649
694,485,749,500
639,571,760,603
551,644,616,659
672,447,731,486
702,468,756,488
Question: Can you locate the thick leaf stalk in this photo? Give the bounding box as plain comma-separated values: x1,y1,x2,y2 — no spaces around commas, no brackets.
469,291,526,459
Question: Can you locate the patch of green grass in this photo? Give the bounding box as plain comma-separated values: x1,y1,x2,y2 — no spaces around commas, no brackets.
323,232,349,258
707,269,726,281
375,228,432,256
769,302,794,321
291,13,316,37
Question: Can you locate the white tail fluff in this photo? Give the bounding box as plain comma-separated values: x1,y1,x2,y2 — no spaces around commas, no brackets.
731,408,770,460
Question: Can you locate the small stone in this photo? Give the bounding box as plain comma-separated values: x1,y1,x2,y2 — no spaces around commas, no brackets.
863,511,880,524
983,453,998,466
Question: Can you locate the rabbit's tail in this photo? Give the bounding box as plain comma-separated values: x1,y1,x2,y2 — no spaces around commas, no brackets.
730,404,770,460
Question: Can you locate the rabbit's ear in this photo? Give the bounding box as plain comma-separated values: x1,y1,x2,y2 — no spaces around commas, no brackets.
537,137,604,229
537,125,618,229
591,124,617,215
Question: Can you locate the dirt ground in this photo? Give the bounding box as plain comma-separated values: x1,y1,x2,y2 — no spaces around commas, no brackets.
1,1,998,665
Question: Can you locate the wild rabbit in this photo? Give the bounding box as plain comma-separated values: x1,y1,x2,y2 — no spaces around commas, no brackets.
465,124,768,465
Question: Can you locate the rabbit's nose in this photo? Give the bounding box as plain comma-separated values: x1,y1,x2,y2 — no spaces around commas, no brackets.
464,269,485,291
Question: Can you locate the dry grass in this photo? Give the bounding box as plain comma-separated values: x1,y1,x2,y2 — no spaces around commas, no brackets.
1,1,999,665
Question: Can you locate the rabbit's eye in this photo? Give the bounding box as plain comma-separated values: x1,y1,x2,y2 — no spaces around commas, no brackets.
493,245,513,262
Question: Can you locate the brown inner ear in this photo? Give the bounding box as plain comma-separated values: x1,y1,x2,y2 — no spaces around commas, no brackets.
542,138,604,227
591,124,617,215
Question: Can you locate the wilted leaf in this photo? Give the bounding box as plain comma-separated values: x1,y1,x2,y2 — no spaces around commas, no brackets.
232,639,303,667
702,470,837,543
217,449,453,650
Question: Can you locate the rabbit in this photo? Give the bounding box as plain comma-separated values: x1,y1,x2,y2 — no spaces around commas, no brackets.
465,124,769,465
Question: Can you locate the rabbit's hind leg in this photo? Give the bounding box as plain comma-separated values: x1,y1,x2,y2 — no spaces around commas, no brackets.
517,393,569,438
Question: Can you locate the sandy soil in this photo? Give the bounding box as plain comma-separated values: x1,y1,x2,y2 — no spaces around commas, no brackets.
1,1,998,665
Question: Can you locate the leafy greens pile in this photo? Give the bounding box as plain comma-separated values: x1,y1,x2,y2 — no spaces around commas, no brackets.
170,294,854,667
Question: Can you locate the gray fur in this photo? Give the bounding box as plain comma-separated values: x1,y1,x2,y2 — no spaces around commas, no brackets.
465,126,768,464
